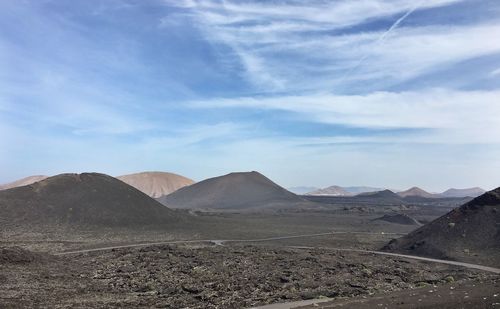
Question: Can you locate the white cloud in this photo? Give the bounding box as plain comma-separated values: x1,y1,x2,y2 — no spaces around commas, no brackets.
165,0,477,90
170,0,462,26
490,67,500,77
189,88,500,143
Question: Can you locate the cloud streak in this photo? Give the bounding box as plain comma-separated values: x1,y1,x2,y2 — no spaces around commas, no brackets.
1,0,500,190
189,88,500,143
167,0,473,91
340,0,424,83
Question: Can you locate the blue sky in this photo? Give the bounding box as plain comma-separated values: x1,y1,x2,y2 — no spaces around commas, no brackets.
1,0,499,191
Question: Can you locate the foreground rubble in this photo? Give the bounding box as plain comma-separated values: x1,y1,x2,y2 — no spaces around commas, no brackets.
1,244,496,308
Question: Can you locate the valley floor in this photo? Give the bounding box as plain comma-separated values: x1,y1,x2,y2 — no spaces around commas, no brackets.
1,206,498,308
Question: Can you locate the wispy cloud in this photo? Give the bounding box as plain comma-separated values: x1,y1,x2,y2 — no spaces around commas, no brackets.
189,88,500,143
1,0,500,189
165,0,475,91
340,0,424,82
490,67,500,77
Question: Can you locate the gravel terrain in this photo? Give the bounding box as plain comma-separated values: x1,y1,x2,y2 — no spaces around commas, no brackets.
1,244,496,308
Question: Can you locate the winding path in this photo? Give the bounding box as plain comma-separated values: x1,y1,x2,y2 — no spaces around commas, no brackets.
55,231,500,274
54,231,400,255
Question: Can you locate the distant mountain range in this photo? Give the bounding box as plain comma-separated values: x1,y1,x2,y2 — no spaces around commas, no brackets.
0,175,48,190
304,184,485,198
396,186,486,198
343,186,385,194
305,186,383,196
0,175,487,200
306,186,352,196
439,187,486,198
287,186,319,195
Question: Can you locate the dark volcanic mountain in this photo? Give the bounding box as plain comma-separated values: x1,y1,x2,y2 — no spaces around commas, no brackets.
344,189,405,205
398,187,436,198
0,173,181,227
384,187,500,266
373,214,421,225
159,171,307,210
356,189,400,198
0,175,48,190
117,171,194,198
440,187,486,198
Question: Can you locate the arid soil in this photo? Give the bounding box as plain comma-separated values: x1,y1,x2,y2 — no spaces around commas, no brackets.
1,195,496,308
297,278,500,309
1,244,496,309
373,214,421,225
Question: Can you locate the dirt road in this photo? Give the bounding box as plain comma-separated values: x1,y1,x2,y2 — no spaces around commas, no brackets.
54,231,400,255
55,231,500,274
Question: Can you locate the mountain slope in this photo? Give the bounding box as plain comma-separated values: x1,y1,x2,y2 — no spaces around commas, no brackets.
306,186,352,196
117,171,194,198
0,173,182,227
159,171,307,210
398,187,436,198
440,187,486,198
356,189,401,199
0,175,48,190
384,187,500,266
353,189,404,204
373,214,421,225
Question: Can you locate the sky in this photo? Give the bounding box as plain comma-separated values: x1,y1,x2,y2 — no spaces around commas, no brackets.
0,0,499,191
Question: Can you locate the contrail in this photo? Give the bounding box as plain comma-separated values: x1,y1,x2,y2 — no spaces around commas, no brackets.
339,1,424,83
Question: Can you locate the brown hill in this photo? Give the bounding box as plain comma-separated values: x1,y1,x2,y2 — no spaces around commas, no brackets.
306,186,352,196
117,171,194,198
0,175,48,190
398,187,436,198
384,187,500,266
159,171,307,210
0,173,182,227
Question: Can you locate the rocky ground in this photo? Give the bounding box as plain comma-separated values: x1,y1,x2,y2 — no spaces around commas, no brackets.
1,244,496,308
298,278,500,309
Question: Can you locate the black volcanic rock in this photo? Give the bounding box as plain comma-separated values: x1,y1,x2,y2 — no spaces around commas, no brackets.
384,187,500,266
373,214,421,225
0,173,182,227
159,171,307,210
0,246,46,264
